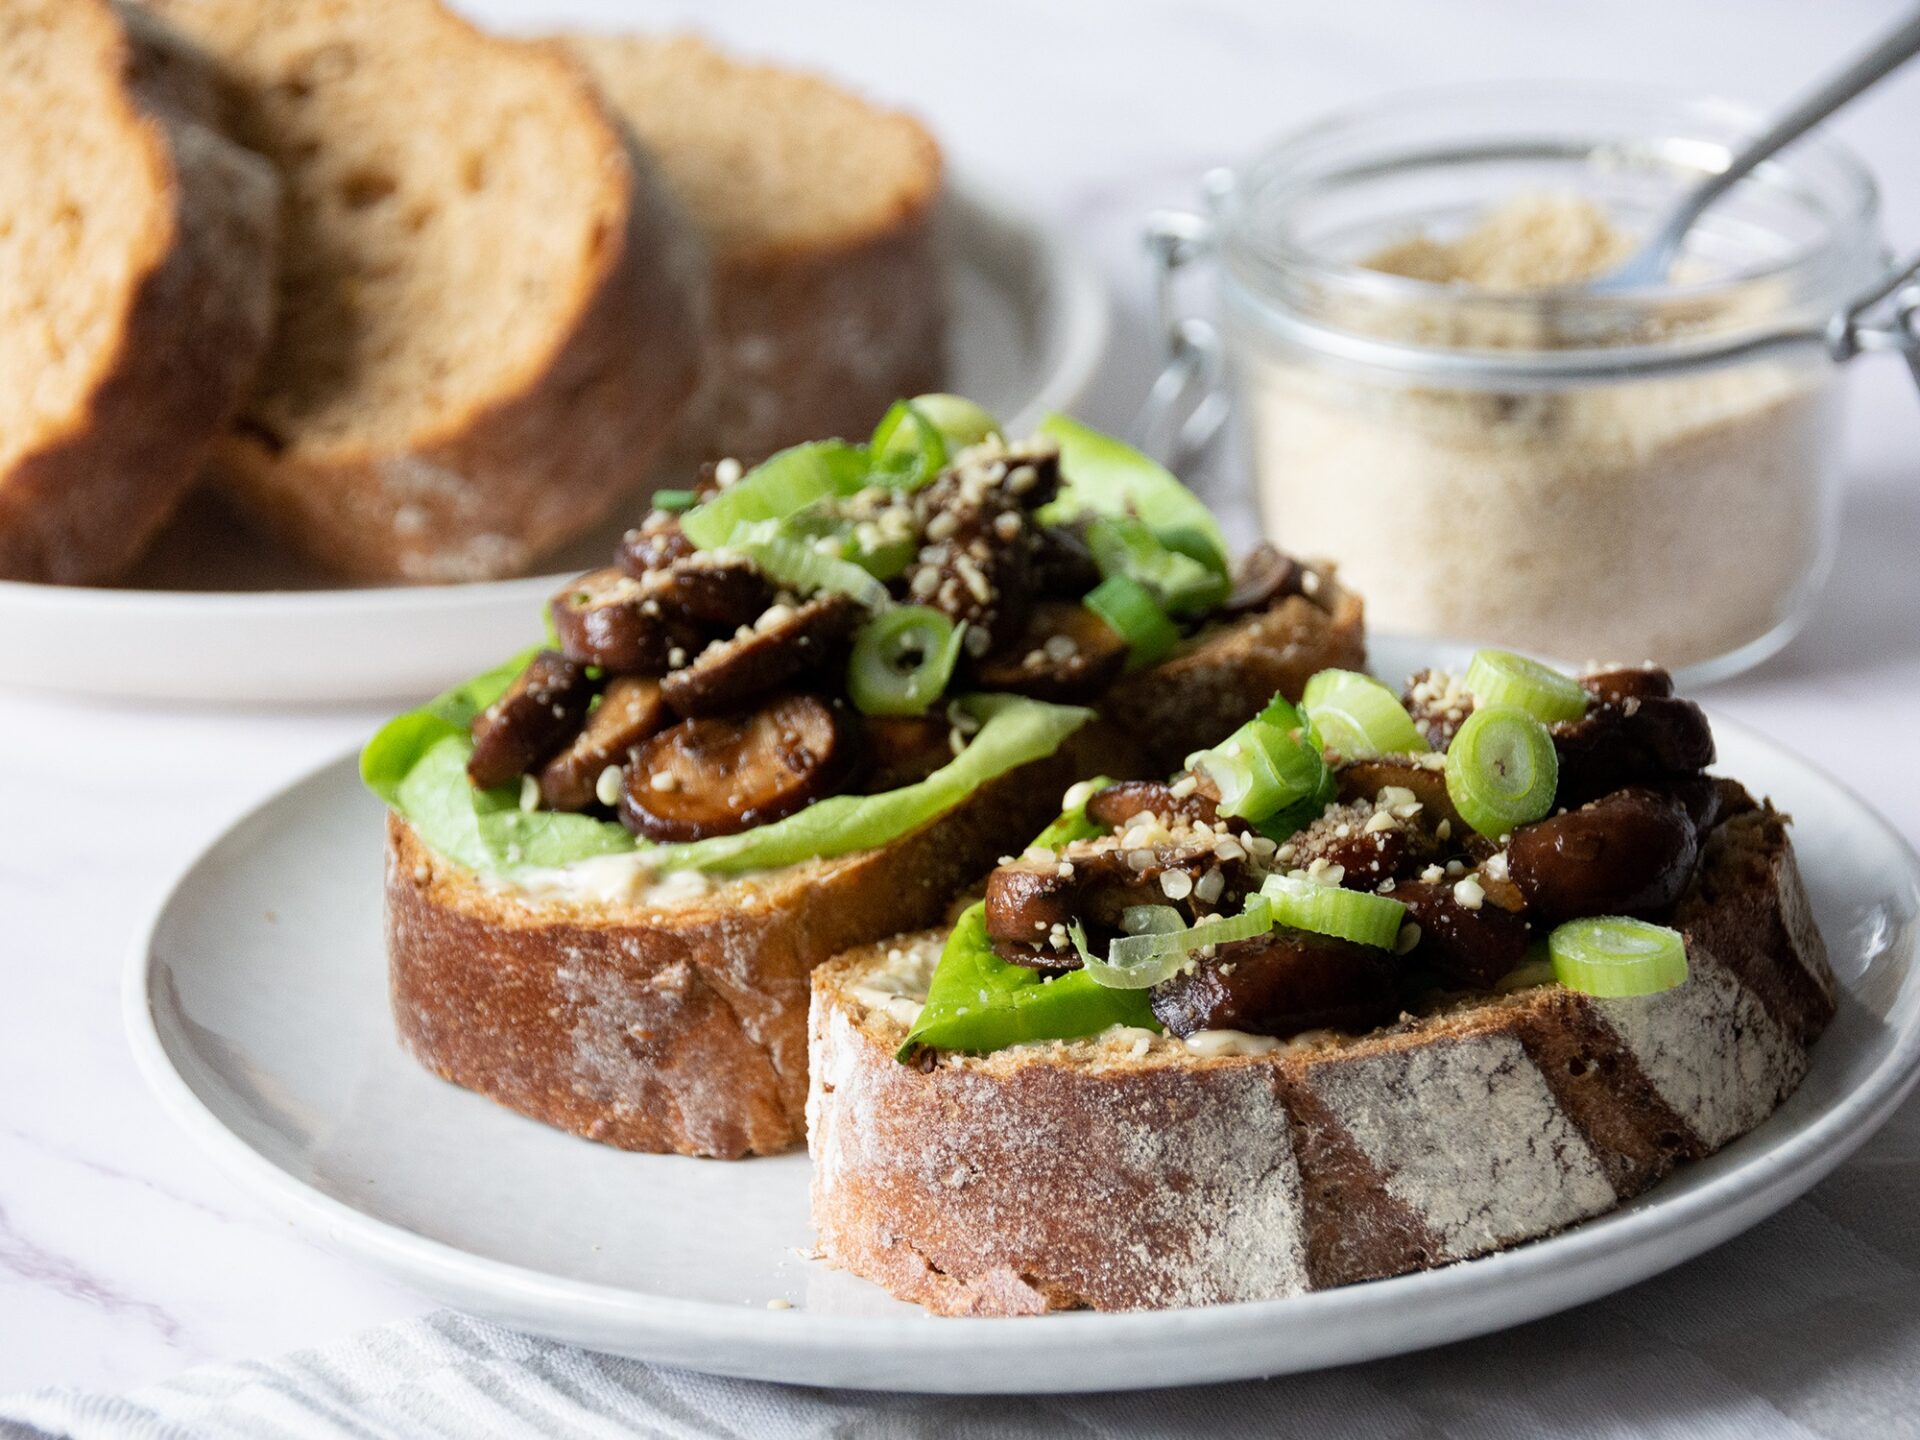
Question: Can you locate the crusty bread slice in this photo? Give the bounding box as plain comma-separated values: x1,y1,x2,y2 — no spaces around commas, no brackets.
808,804,1835,1314
138,0,705,582
0,0,277,584
383,585,1365,1159
562,33,944,468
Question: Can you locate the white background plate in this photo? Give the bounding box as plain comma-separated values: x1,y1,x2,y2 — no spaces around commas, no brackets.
2,180,1108,706
125,638,1920,1393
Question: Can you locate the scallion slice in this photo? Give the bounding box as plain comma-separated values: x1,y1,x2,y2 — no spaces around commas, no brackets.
847,606,965,715
1548,917,1689,997
1083,575,1180,668
884,394,1001,453
1187,694,1329,823
1086,515,1229,617
1259,873,1406,949
651,488,696,513
727,523,891,610
1444,704,1559,838
1464,649,1588,724
1075,896,1277,990
680,440,870,548
1302,669,1428,760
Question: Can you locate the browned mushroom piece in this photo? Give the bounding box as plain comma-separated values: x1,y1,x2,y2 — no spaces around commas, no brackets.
466,651,596,791
900,448,1060,654
536,676,670,811
861,714,954,793
650,555,774,628
1030,522,1100,597
617,511,696,577
1552,693,1714,806
550,568,703,675
1335,757,1466,835
1401,669,1475,751
970,600,1129,703
619,692,858,842
1150,930,1402,1039
659,593,864,717
1284,799,1445,889
1505,786,1701,924
1221,543,1303,617
1390,879,1532,990
1084,779,1219,831
1581,665,1675,706
983,862,1086,963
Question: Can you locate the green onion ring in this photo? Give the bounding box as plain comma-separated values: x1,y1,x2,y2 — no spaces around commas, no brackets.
1548,917,1689,997
1083,575,1180,668
1302,668,1429,759
1464,649,1588,724
1259,873,1407,949
847,606,965,715
1444,704,1560,838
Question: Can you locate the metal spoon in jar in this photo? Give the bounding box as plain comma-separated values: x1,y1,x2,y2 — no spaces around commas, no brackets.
1598,9,1920,290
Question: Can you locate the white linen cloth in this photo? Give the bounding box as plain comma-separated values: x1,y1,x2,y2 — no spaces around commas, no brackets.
2,1093,1914,1440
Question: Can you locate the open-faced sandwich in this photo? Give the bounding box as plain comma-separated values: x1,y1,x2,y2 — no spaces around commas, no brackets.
808,652,1835,1313
363,399,1364,1157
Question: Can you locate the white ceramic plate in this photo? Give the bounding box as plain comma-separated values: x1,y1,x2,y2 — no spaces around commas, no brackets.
125,638,1920,1393
3,179,1109,706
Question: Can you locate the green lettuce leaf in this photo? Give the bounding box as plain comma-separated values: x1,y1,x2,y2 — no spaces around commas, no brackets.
360,647,537,805
900,902,1158,1057
1037,413,1230,576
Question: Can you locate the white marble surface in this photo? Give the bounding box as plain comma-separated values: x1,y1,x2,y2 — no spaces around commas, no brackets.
3,0,1919,1396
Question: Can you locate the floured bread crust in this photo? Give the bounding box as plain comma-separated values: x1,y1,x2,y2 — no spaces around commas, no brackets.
807,807,1833,1313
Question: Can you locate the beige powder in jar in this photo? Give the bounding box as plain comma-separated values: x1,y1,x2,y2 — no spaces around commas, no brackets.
1245,194,1835,667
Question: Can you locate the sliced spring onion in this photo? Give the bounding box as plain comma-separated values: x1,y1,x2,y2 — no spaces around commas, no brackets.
847,607,965,715
680,440,869,548
1444,704,1560,838
1119,904,1186,938
883,394,1001,453
1259,873,1406,949
1548,917,1689,997
1186,694,1328,823
1075,895,1278,990
1085,515,1229,617
1464,649,1588,724
1083,575,1180,668
1027,775,1117,851
1302,668,1429,759
650,488,696,512
726,522,890,609
868,401,948,488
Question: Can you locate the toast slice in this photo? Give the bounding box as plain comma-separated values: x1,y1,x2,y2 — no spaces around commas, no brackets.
0,0,278,584
138,0,705,582
384,578,1364,1159
562,33,944,470
808,804,1834,1313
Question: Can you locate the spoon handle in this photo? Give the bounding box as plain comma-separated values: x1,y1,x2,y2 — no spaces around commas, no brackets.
1647,9,1920,269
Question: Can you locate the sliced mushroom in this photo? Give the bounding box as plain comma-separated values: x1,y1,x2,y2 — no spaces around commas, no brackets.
617,511,696,577
1581,664,1674,706
1553,693,1714,806
1335,757,1466,835
1030,522,1100,597
1221,543,1303,617
983,861,1086,964
536,676,669,811
1150,930,1401,1039
651,554,774,628
900,452,1056,654
970,600,1128,703
1284,798,1445,889
619,692,858,842
861,714,954,793
550,568,703,675
659,593,863,716
1085,779,1219,831
1389,879,1531,990
466,651,595,791
1506,785,1700,924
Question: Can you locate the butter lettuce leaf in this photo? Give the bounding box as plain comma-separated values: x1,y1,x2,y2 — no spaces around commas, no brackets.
900,902,1158,1057
1037,413,1229,575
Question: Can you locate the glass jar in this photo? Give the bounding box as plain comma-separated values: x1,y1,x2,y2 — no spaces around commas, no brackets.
1152,85,1920,682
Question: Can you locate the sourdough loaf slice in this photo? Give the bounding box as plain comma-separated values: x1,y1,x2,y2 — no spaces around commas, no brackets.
562,33,944,468
138,0,705,582
0,0,277,584
384,582,1363,1159
807,804,1835,1314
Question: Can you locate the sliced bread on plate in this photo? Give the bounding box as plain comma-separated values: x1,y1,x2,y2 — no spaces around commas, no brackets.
564,33,945,468
0,0,278,584
807,803,1835,1314
139,0,706,582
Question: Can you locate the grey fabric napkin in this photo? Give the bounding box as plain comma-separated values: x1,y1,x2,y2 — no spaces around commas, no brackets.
3,1094,1914,1440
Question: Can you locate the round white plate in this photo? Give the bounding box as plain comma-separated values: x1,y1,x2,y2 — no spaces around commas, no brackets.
4,179,1109,706
125,638,1920,1393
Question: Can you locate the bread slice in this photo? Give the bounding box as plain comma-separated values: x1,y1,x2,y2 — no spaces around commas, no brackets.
138,0,705,582
0,0,278,584
808,804,1835,1314
384,581,1364,1159
562,33,944,468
